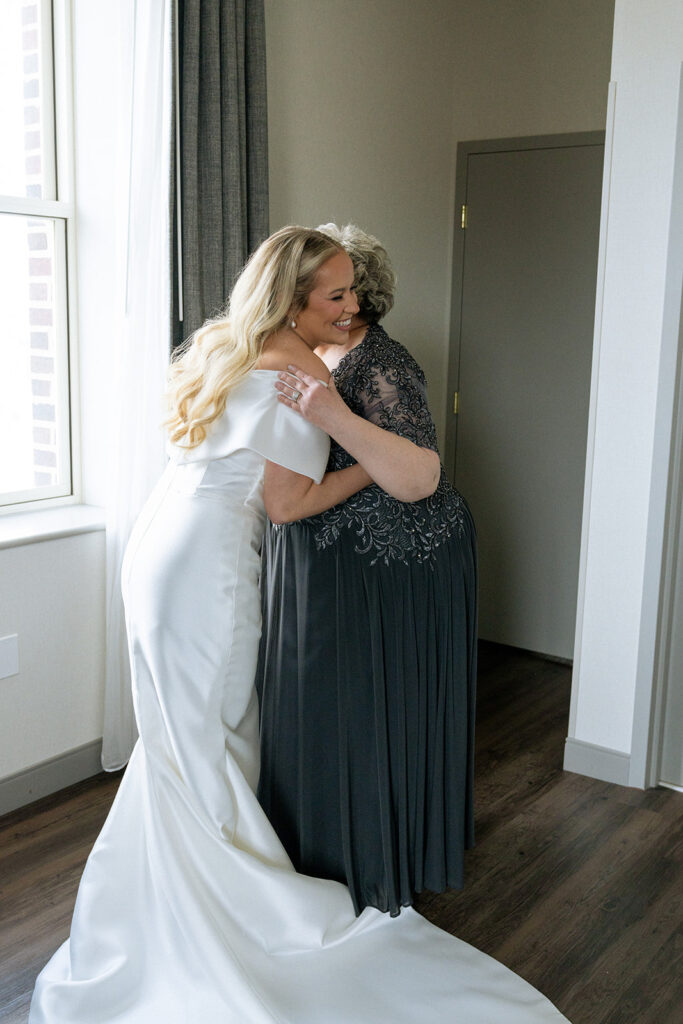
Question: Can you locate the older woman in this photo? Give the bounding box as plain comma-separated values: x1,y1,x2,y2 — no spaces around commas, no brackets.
257,224,478,917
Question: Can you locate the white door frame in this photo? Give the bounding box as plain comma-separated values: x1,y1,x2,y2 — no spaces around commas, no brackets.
634,288,683,788
629,70,683,789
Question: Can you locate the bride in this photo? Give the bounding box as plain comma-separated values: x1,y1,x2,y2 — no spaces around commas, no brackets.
29,226,569,1023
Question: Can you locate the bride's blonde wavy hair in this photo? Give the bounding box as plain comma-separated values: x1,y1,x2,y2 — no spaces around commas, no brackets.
166,226,342,449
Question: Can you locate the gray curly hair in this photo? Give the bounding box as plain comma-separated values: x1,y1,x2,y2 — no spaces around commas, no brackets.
317,223,395,323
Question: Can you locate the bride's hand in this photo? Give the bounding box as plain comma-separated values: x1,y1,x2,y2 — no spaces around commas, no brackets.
275,365,349,433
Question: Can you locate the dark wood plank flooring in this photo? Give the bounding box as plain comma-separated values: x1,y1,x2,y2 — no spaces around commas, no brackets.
1,642,681,1023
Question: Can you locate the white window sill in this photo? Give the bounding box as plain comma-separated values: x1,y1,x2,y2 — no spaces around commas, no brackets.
0,505,105,550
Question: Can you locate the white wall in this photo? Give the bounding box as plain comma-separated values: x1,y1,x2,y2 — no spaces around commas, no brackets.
265,0,614,445
567,0,683,783
0,532,105,777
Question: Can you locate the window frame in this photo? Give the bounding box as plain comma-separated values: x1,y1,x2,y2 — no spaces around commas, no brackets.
0,0,80,515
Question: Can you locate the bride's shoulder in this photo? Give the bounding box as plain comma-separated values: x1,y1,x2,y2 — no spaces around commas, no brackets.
257,334,330,382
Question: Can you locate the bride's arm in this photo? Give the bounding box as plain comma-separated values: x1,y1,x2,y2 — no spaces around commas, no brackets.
261,342,373,523
264,461,371,525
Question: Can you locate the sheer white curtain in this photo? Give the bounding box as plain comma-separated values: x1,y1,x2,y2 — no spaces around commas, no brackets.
102,0,173,770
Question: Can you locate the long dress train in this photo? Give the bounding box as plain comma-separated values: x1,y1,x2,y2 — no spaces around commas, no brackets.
29,370,569,1023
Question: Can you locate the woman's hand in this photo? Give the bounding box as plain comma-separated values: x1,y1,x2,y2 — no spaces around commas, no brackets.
276,366,351,435
265,365,373,523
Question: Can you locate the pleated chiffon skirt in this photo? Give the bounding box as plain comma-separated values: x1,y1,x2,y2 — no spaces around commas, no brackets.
257,501,477,916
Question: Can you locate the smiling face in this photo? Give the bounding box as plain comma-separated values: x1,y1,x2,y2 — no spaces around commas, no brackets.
293,251,359,348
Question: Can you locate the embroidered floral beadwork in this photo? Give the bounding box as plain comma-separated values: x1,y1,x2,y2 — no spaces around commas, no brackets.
304,324,466,567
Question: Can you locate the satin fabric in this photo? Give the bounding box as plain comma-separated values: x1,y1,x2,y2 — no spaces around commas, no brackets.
29,371,569,1023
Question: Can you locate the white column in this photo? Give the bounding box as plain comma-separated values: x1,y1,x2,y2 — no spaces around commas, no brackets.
567,0,683,786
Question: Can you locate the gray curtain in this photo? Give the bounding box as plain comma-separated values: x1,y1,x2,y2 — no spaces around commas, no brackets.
172,0,268,349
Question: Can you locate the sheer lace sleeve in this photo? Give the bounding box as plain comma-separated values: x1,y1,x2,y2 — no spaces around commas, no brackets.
344,329,439,452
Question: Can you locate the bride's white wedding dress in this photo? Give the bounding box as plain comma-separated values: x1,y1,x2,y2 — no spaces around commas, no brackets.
29,370,569,1023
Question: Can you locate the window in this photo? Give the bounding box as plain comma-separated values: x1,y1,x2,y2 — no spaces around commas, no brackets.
0,0,75,510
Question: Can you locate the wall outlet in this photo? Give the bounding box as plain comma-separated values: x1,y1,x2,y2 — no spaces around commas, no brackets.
0,635,19,680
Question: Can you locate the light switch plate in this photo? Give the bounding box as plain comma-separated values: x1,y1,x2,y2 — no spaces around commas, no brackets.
0,635,19,680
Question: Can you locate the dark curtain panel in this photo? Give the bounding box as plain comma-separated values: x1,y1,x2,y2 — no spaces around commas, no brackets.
171,0,269,350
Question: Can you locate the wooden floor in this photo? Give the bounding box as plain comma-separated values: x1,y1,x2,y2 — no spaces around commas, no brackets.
1,642,681,1023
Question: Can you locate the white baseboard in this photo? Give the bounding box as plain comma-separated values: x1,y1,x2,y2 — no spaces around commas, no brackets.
563,737,631,787
0,739,104,817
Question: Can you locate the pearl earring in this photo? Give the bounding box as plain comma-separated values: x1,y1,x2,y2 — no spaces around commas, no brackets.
290,319,297,329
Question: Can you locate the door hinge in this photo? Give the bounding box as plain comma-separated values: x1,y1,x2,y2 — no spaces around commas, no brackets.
461,204,468,229
453,391,460,414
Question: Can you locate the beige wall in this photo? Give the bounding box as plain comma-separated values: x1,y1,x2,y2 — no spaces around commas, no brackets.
265,0,614,444
452,0,615,140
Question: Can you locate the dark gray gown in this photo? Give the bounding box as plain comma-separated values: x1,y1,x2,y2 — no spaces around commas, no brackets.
257,324,477,916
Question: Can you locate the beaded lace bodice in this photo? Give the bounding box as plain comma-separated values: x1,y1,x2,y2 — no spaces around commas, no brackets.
284,324,467,566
